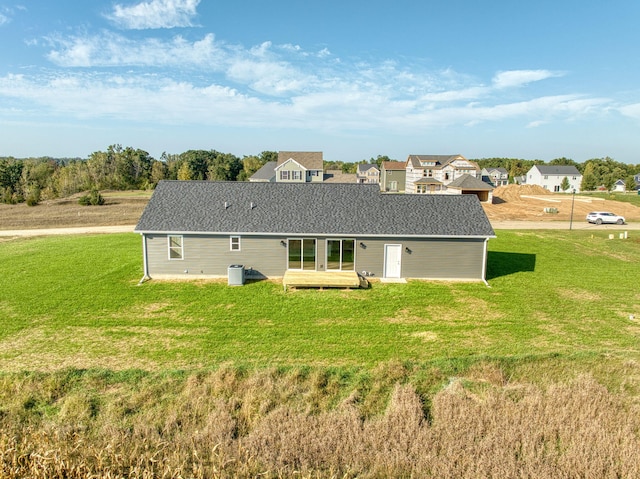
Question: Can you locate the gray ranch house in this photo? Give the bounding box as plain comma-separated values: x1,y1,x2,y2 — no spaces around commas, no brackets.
135,181,495,284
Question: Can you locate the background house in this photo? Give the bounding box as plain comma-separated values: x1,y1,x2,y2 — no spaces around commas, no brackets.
135,181,495,283
613,179,626,192
526,165,582,192
356,164,380,184
274,151,324,183
380,161,406,192
481,167,509,187
405,155,480,194
446,175,494,203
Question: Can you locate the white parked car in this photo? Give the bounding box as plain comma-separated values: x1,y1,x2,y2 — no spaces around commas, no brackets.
586,211,625,225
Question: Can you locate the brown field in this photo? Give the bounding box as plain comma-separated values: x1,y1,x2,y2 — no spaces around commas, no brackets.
0,191,150,230
1,366,639,478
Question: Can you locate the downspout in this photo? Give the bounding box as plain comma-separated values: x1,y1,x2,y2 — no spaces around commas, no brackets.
138,233,150,285
481,237,490,287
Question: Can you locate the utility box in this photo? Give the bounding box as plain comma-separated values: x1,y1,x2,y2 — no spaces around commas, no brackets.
227,264,245,286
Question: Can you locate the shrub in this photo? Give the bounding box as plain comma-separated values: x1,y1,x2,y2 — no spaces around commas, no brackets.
26,187,41,207
78,189,105,206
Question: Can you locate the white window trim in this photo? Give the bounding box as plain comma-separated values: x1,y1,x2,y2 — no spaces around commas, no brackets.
168,235,184,260
230,236,241,251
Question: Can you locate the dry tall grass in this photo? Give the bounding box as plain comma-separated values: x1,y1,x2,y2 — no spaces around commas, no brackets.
1,365,639,478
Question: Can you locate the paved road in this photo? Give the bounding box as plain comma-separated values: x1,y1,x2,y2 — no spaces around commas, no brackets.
490,220,640,230
0,222,638,237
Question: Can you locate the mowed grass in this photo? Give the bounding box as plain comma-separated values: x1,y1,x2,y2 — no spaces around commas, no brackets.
1,230,639,372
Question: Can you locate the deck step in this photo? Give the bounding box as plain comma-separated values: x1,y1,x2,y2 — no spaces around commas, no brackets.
282,271,366,290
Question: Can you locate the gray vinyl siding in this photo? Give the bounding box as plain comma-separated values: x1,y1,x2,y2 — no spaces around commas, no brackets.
352,237,485,280
145,234,287,278
145,234,486,281
397,237,485,279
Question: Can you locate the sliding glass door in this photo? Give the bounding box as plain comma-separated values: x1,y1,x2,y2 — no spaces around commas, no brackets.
288,239,316,270
326,239,355,271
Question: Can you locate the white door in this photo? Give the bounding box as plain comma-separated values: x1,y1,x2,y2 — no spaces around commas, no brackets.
384,244,402,278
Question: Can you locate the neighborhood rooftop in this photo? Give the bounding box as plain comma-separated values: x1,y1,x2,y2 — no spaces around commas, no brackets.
533,165,581,175
135,181,495,238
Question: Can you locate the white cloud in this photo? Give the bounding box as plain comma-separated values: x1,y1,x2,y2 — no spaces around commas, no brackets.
0,69,617,137
618,103,640,119
1,25,621,138
0,13,9,26
106,0,200,29
46,32,223,68
493,70,563,88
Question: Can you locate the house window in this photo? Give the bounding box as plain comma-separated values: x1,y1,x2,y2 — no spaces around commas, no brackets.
416,184,427,194
230,236,241,251
326,239,355,271
280,171,290,180
168,235,183,260
292,170,302,180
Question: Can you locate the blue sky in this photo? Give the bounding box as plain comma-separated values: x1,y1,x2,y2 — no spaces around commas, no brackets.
1,0,639,163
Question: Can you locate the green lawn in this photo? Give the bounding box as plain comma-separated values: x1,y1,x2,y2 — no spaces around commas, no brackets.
580,190,640,207
1,231,639,372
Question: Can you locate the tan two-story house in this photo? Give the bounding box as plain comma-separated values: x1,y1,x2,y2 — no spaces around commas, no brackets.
274,151,324,183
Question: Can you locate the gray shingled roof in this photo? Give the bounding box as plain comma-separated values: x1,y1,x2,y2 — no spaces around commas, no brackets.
447,174,494,190
136,181,495,237
407,154,462,169
534,165,581,175
357,163,379,174
248,161,276,181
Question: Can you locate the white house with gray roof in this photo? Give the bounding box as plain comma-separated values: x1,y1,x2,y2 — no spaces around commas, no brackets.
526,165,582,192
135,181,495,283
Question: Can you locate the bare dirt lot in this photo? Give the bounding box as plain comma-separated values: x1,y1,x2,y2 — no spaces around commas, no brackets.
482,184,640,223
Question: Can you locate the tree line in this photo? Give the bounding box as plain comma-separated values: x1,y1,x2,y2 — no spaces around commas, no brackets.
473,156,640,191
1,147,639,206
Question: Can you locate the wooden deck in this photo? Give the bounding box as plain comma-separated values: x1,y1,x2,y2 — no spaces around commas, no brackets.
282,270,368,290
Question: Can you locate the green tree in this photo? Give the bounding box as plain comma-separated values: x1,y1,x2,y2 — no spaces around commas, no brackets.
580,162,598,191
0,158,23,190
560,176,570,191
603,174,616,192
150,161,168,187
207,152,242,181
238,155,263,181
624,175,637,191
177,162,192,180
